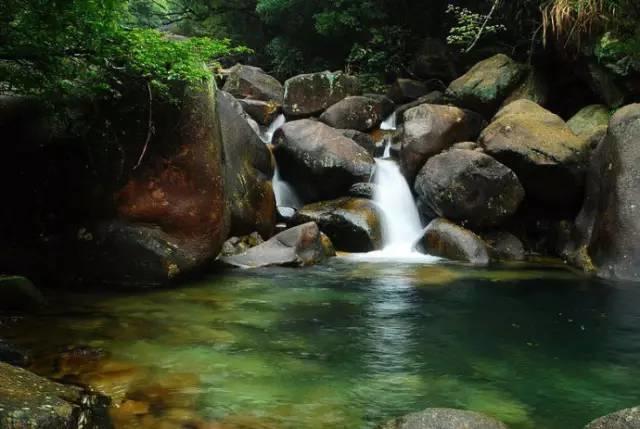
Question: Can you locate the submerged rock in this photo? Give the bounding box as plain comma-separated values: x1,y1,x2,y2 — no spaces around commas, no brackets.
397,104,486,183
378,407,508,429
0,275,45,312
292,197,383,252
576,104,640,281
584,406,640,429
479,99,590,209
222,64,284,105
447,54,527,117
414,149,524,229
221,222,335,268
218,91,276,238
320,96,387,131
283,71,360,117
273,119,375,202
420,218,490,265
0,362,112,428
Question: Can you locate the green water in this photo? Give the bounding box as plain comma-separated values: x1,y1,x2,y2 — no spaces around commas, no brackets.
2,258,640,428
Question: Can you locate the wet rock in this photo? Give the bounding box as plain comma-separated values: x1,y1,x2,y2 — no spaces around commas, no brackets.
320,96,387,131
584,406,640,429
387,79,431,104
0,362,112,428
292,198,383,252
481,231,526,261
239,99,281,126
451,141,479,151
568,104,609,149
221,222,335,268
410,37,458,82
339,129,377,156
479,99,590,209
0,275,46,312
447,54,527,117
273,119,375,202
348,182,376,199
220,232,265,257
378,407,508,429
283,71,360,117
218,91,276,238
420,218,490,265
414,149,524,229
397,104,486,183
576,104,640,281
222,64,284,105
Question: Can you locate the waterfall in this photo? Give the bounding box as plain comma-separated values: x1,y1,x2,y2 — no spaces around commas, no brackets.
373,159,424,254
273,166,302,209
259,114,286,144
380,111,397,131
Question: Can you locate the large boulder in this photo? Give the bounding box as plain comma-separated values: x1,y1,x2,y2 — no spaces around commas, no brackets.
576,105,640,281
221,222,335,268
0,275,46,312
76,79,230,287
218,91,276,239
584,406,640,429
410,38,458,82
273,119,375,202
447,54,527,117
481,230,526,261
283,71,360,117
394,91,446,126
414,149,524,229
420,218,490,265
567,104,609,149
479,99,590,209
292,198,383,252
378,408,508,429
0,362,112,428
397,104,486,183
222,64,284,105
320,96,387,131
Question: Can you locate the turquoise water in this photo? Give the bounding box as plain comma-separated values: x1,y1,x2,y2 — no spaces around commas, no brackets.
1,258,640,428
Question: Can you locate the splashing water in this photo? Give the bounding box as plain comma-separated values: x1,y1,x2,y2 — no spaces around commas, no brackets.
273,166,302,209
259,113,286,144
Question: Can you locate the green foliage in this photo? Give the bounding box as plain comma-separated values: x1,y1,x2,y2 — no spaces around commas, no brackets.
347,26,409,77
446,4,506,52
264,37,305,78
0,0,249,101
595,31,640,76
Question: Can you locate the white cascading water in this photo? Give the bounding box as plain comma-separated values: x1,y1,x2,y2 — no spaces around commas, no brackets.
380,111,397,131
256,113,302,209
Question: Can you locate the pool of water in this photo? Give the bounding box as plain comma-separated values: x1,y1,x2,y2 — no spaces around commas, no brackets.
2,258,640,428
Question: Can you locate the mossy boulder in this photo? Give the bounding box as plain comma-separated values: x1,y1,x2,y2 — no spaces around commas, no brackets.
292,197,383,252
567,104,609,149
0,362,112,428
221,222,335,268
378,407,508,429
414,149,524,229
222,64,284,105
273,119,375,202
0,275,45,312
479,99,590,209
320,96,387,131
447,54,527,117
218,90,276,239
397,104,486,184
420,218,490,265
283,71,360,117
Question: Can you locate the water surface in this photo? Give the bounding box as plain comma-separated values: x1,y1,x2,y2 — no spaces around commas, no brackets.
2,258,639,428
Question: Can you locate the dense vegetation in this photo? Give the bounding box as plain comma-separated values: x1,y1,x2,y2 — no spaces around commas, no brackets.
1,0,639,100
